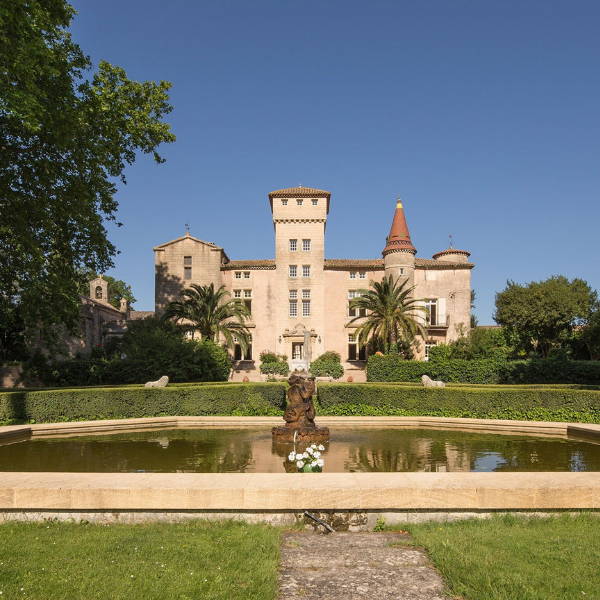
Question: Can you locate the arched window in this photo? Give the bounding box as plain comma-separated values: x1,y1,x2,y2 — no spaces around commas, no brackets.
95,285,103,299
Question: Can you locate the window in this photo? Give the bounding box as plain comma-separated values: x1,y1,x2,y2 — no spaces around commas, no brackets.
183,256,192,280
399,267,404,275
350,272,356,279
348,290,367,318
289,239,297,251
425,342,437,361
426,299,438,326
289,300,298,317
244,299,252,315
359,271,366,279
302,239,311,251
243,271,250,279
95,285,103,299
292,342,304,359
289,265,297,278
289,289,297,299
233,289,242,298
302,265,310,277
296,199,303,206
348,333,366,361
311,199,318,206
235,271,242,279
234,335,252,361
244,289,252,298
302,289,310,299
302,300,311,316
281,199,288,206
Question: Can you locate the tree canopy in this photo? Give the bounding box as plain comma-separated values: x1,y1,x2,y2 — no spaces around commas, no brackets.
494,276,597,358
0,0,175,347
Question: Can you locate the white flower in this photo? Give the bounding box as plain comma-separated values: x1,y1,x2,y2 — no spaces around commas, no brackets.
306,447,314,455
318,444,325,451
316,458,324,467
296,460,305,469
288,452,296,461
310,461,317,467
313,451,321,458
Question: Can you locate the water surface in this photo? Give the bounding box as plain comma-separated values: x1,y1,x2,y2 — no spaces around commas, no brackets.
0,427,598,473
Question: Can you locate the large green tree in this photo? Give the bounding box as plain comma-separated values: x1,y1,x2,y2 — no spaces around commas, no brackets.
162,284,251,351
348,275,426,355
0,0,175,347
494,276,597,358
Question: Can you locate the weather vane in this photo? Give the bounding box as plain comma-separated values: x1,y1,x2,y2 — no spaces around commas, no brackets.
185,222,190,234
449,234,454,248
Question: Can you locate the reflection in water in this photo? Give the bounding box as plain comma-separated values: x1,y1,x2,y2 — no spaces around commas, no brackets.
0,428,598,473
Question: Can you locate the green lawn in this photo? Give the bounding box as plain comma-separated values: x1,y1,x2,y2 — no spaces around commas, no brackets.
403,514,600,600
0,520,280,600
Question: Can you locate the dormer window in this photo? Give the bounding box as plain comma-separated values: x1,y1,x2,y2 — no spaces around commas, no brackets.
296,199,303,206
311,199,318,206
281,199,288,206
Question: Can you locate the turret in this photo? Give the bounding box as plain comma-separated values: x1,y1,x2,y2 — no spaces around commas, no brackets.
382,199,416,288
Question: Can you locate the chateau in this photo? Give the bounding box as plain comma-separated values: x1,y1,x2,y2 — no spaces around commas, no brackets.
154,187,474,380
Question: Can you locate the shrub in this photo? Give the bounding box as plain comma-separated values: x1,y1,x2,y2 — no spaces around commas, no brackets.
367,354,600,385
310,351,344,379
259,351,289,376
259,361,289,376
0,382,286,423
317,383,600,423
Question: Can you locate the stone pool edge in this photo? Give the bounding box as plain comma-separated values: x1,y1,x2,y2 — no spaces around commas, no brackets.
1,416,599,525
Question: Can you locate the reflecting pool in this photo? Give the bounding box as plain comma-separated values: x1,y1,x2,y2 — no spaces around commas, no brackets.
1,427,599,473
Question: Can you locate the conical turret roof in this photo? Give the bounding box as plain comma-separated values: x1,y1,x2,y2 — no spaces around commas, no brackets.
382,199,416,256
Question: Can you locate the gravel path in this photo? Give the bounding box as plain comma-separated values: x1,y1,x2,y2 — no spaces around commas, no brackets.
278,531,450,600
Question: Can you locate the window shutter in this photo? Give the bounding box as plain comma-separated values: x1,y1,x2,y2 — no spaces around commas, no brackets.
414,299,427,325
438,297,446,326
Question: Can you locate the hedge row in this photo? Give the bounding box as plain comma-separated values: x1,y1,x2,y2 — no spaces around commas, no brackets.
316,383,600,423
0,383,286,424
366,356,600,385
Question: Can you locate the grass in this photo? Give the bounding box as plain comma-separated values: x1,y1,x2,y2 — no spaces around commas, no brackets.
400,514,600,600
0,520,280,600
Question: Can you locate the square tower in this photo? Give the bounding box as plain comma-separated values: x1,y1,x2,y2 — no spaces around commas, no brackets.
268,186,331,369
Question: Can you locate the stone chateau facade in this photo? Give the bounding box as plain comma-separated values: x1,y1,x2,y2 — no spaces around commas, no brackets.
154,186,474,380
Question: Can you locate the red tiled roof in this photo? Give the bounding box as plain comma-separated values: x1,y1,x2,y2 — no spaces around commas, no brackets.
128,310,155,320
324,258,473,270
222,260,276,270
268,186,330,198
382,200,416,255
324,259,384,269
432,248,471,260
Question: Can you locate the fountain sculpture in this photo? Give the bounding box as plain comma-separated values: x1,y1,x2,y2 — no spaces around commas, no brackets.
271,371,330,442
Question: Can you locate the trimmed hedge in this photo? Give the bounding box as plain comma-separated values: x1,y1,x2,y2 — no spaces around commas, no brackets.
367,355,600,385
0,383,286,423
316,383,600,423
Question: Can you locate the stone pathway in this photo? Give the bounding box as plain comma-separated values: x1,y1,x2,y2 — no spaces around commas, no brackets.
278,531,450,600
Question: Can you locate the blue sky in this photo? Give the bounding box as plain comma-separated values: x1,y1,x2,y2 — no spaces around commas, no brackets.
70,0,600,323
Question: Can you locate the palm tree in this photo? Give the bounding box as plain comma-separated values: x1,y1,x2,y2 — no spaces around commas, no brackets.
348,275,426,354
162,283,251,351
